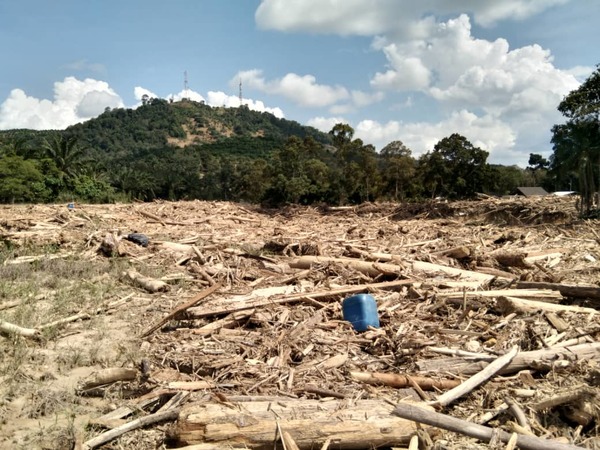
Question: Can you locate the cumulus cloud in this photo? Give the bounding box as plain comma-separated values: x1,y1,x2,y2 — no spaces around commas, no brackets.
0,77,123,130
235,70,349,108
307,116,348,134
206,91,284,118
310,110,520,163
259,3,581,165
256,0,570,34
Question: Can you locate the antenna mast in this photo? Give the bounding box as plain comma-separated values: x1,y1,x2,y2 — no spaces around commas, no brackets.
184,70,189,92
239,78,243,107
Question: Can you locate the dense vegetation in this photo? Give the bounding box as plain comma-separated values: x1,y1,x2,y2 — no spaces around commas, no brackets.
1,66,598,208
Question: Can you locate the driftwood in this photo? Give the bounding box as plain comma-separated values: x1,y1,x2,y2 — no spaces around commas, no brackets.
123,269,168,293
516,281,600,300
173,399,427,449
430,346,519,408
0,320,42,340
78,368,138,391
349,371,461,391
418,342,600,375
438,289,563,302
141,282,222,337
83,407,180,450
393,402,584,450
496,296,597,315
289,255,497,284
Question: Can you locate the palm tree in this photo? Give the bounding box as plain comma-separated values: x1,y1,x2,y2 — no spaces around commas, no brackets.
43,135,86,180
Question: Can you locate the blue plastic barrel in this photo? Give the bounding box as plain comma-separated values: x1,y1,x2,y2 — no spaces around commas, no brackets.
342,294,380,332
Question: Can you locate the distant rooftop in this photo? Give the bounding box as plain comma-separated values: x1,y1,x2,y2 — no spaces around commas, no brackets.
516,187,549,197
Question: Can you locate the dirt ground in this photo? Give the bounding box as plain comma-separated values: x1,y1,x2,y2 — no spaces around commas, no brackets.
0,196,599,449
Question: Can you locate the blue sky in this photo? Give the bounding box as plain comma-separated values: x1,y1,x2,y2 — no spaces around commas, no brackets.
1,0,598,166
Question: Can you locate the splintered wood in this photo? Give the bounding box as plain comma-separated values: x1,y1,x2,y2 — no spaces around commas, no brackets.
1,196,599,449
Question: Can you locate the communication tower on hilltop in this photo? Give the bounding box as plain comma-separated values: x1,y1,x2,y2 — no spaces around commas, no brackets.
239,78,244,107
183,71,190,100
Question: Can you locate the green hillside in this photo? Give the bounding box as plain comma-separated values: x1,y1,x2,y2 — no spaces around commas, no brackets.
0,95,567,207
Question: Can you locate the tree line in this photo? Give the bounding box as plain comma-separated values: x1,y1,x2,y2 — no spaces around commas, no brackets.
0,65,598,213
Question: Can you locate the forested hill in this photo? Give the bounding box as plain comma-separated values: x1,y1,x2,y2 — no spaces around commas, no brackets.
66,98,331,158
2,65,598,209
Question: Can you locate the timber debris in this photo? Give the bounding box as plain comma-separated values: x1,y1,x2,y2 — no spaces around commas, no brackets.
0,195,599,449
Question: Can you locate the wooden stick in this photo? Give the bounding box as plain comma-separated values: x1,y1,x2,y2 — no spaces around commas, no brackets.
39,312,91,329
82,407,180,449
496,296,597,315
350,371,461,391
430,346,519,408
516,281,600,300
140,282,222,337
393,402,584,450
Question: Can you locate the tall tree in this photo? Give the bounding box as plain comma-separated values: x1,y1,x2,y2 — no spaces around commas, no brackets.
380,140,416,201
550,65,600,215
43,135,86,181
419,134,489,199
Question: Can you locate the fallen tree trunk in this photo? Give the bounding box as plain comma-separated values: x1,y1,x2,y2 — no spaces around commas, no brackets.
172,399,427,449
289,256,496,284
516,281,600,300
349,371,461,391
496,296,597,315
418,342,600,375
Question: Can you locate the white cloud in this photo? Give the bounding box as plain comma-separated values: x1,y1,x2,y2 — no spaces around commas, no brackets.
206,91,284,118
307,116,348,134
63,59,106,74
235,70,349,108
0,77,123,130
256,0,570,34
311,110,520,163
134,86,159,102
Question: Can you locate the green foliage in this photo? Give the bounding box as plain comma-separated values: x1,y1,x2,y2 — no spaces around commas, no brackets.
418,133,489,199
0,156,51,202
550,64,600,215
380,140,417,201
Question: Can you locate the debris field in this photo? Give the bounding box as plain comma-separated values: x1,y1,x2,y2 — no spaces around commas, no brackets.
0,196,599,449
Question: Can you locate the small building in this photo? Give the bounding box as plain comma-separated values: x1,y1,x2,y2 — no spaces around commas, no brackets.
515,187,549,197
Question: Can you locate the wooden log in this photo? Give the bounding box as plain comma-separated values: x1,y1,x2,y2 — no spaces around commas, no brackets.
290,256,495,284
393,402,583,450
0,320,42,340
516,281,600,300
496,296,597,315
438,289,562,302
411,261,495,283
417,342,600,375
349,371,461,391
123,269,168,293
289,255,404,277
78,368,138,390
173,399,427,449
